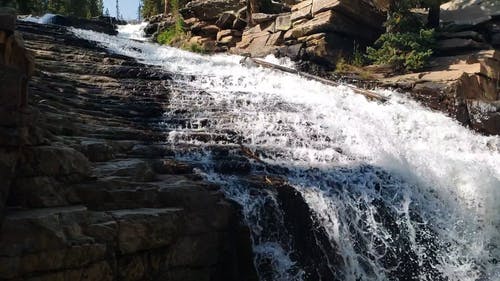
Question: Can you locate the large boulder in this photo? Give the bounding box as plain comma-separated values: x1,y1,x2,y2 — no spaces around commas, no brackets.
232,0,384,66
441,0,500,26
46,14,119,35
180,0,244,21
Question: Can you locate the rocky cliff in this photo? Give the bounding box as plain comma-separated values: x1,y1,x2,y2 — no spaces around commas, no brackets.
0,11,257,281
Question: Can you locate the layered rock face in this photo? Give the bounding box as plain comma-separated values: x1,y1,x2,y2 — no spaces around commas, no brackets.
0,13,257,281
0,8,34,227
145,0,384,63
232,0,384,66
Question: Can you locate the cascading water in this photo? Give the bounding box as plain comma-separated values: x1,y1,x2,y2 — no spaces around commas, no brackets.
71,24,500,281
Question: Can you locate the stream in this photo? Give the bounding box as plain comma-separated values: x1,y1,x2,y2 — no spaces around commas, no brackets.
69,23,500,281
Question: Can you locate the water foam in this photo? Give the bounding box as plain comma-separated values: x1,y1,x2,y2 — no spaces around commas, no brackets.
72,25,500,281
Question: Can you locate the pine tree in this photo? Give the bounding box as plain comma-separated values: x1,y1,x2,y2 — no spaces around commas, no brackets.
141,0,164,19
88,0,103,17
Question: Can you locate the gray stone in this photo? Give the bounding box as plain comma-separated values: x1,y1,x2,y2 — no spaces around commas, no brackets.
275,14,292,31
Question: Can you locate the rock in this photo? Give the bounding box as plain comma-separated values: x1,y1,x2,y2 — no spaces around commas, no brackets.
266,31,284,46
438,30,485,42
18,146,91,178
233,16,247,30
217,29,242,41
93,159,156,182
311,0,384,27
437,38,490,52
291,0,313,22
492,33,500,46
111,208,182,254
381,50,500,134
199,24,220,37
77,140,116,162
0,8,16,31
274,183,341,281
151,159,193,174
251,13,279,24
181,0,244,21
277,43,304,60
215,12,237,29
441,0,500,26
8,177,70,208
0,19,259,281
467,100,500,135
143,22,158,36
46,14,118,35
275,14,292,31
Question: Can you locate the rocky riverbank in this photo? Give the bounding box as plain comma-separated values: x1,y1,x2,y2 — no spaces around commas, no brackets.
145,0,500,135
0,13,257,281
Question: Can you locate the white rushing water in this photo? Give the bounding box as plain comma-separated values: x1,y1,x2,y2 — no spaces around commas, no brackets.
72,24,500,281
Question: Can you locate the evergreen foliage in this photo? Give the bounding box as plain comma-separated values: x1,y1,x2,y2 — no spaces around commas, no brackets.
365,0,440,72
1,0,104,18
141,0,164,18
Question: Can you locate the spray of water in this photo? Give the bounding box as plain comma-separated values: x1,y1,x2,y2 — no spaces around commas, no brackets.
71,25,500,281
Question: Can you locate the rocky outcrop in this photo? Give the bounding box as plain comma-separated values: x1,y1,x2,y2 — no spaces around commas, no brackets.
380,50,500,135
0,13,257,281
232,0,385,66
146,0,384,60
46,14,120,35
0,8,34,228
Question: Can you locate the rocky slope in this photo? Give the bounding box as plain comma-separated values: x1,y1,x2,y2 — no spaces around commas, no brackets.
0,13,257,281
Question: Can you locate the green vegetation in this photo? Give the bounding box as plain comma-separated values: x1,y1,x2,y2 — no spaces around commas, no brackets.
154,0,205,53
361,0,441,72
366,29,436,72
156,0,183,45
1,0,104,18
141,0,164,19
157,23,183,45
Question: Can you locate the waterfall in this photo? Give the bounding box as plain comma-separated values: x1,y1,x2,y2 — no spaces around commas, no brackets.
71,24,500,281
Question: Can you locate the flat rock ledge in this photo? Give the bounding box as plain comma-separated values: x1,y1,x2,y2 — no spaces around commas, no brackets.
0,15,257,281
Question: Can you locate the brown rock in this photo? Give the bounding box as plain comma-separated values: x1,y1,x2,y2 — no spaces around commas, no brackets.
311,0,384,27
215,12,237,29
285,10,334,39
112,208,182,254
275,14,292,31
199,24,220,38
219,35,239,45
266,31,284,46
292,0,312,12
181,0,243,21
438,38,490,52
251,13,279,24
291,2,312,22
217,29,242,41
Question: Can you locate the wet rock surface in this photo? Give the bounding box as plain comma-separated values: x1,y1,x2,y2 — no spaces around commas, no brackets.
44,14,121,35
0,18,257,281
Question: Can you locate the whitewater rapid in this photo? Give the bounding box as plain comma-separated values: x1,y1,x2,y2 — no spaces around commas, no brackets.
71,23,500,281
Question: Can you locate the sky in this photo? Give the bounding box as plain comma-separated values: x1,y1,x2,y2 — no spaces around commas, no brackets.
103,0,142,20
